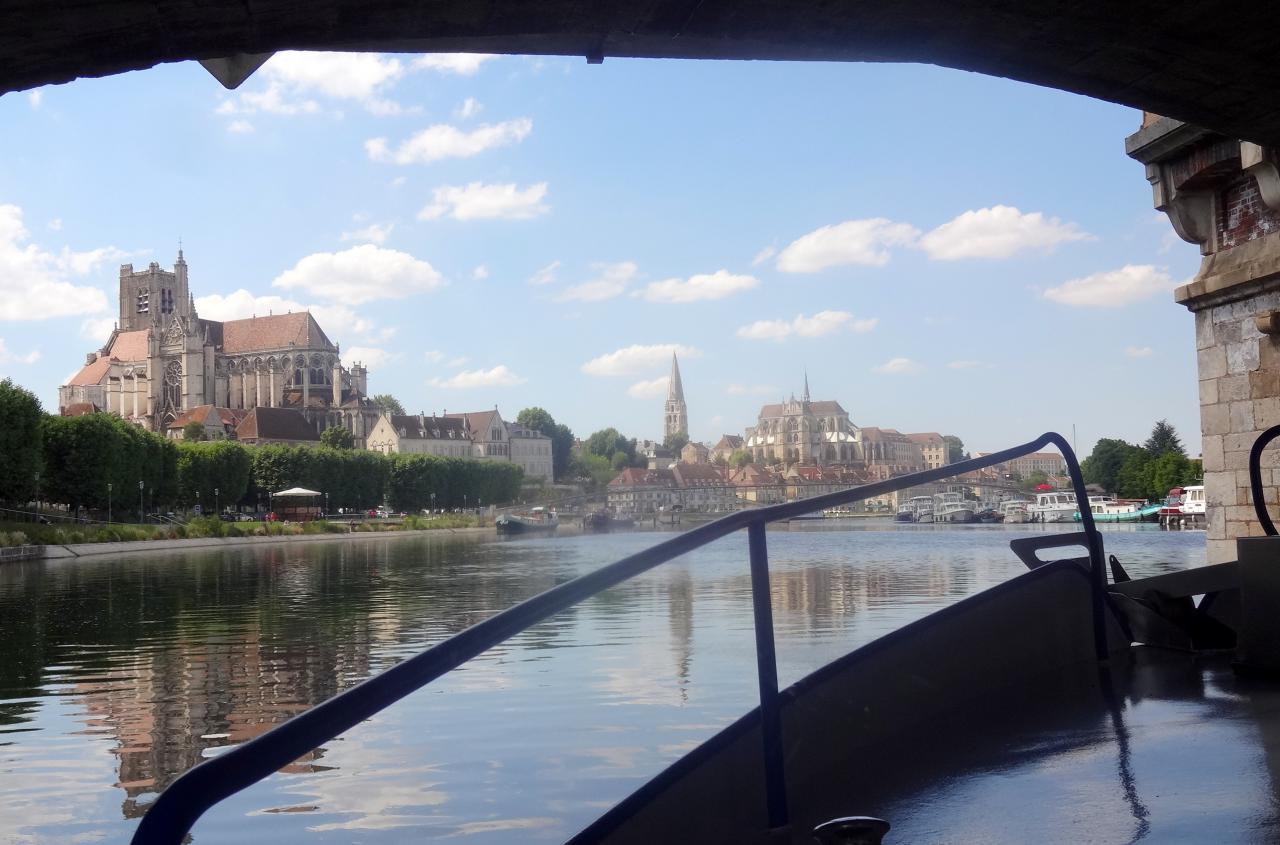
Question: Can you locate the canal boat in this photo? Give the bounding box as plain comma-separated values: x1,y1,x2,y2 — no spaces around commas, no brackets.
999,499,1030,523
1028,490,1077,522
495,508,559,535
894,501,916,522
909,495,934,523
932,492,975,523
1180,484,1206,523
131,429,1279,845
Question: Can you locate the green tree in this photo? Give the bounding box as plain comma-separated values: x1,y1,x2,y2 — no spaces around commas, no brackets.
1020,469,1049,491
1116,450,1154,499
1081,438,1142,494
569,452,617,490
320,426,354,449
729,448,753,468
0,379,42,504
585,428,637,464
371,394,406,416
942,435,966,464
182,420,207,441
1144,419,1186,457
176,441,251,509
663,432,690,453
516,407,576,481
1148,451,1193,500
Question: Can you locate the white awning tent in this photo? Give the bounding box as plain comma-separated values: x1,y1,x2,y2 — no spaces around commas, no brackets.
272,487,322,497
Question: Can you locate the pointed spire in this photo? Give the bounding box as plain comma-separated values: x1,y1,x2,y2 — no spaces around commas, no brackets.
803,370,811,403
177,237,185,263
667,352,685,402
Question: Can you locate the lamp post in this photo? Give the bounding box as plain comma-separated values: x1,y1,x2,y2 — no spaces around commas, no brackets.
324,492,328,518
107,482,112,524
464,494,468,513
215,487,220,517
34,472,39,523
138,480,144,523
196,491,201,517
430,492,436,513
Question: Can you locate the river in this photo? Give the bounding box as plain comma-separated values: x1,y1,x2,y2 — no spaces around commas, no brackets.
0,521,1204,844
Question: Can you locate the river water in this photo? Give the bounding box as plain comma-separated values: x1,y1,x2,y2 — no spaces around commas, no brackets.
0,522,1204,844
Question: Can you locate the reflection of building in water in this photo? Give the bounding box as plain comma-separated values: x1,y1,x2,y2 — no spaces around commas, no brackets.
667,567,694,703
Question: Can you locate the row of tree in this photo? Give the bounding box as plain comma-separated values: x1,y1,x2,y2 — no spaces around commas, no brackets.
0,381,525,516
1081,420,1203,500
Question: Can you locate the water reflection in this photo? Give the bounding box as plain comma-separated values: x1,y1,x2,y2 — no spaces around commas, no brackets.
0,524,1204,843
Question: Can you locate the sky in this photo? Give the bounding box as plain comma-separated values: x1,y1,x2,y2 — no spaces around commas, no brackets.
0,52,1203,458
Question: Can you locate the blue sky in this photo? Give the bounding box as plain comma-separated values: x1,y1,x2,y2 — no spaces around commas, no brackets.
0,53,1202,457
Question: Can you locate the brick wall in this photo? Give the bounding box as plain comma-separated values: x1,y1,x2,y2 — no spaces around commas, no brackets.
1196,287,1280,563
1219,173,1280,250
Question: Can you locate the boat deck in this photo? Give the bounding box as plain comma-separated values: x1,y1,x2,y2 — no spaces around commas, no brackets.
863,647,1280,844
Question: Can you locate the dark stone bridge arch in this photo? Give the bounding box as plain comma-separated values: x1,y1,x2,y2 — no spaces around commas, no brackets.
4,1,1280,144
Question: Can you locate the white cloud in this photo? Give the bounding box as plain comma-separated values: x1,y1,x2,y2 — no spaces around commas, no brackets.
726,384,777,395
412,54,497,75
366,119,532,165
777,218,920,273
389,176,407,189
418,182,549,221
581,343,700,377
472,265,489,280
27,91,42,109
272,244,443,305
446,356,469,368
627,376,670,399
874,357,923,375
427,365,526,388
919,205,1092,260
342,346,397,369
1125,345,1154,358
528,260,560,286
80,316,117,342
46,218,62,231
455,97,483,119
340,221,394,244
425,350,445,364
195,290,307,321
0,339,40,365
227,119,254,134
752,245,777,266
558,261,639,302
640,270,759,303
0,205,112,320
1042,264,1176,308
947,359,982,369
218,52,410,117
736,310,875,341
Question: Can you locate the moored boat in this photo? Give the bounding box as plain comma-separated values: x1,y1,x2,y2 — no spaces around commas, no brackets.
933,492,975,524
909,495,934,524
495,507,559,535
1029,490,1077,522
1000,500,1030,523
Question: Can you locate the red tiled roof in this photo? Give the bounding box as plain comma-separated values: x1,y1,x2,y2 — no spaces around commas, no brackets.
62,401,98,416
66,356,111,386
167,405,245,430
236,407,320,442
221,312,334,354
107,329,149,361
610,467,675,487
672,463,725,486
713,434,744,451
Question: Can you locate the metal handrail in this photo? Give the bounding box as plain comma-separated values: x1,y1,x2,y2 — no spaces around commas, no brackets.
1250,423,1280,536
131,431,1105,844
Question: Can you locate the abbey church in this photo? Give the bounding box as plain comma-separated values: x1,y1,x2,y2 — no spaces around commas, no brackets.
59,252,381,443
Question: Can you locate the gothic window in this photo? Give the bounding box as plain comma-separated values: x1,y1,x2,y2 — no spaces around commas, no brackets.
136,288,149,314
160,288,174,314
163,359,182,411
310,367,327,386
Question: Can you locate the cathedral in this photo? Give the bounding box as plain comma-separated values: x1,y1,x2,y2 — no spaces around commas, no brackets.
59,251,380,443
743,375,863,465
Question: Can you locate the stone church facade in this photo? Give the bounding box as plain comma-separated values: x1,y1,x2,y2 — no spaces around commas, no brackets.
59,252,380,444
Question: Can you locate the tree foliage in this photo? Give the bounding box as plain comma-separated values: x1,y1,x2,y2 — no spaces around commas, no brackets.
42,413,175,514
1144,419,1186,457
385,454,523,512
182,420,207,441
729,448,753,469
516,407,576,481
320,426,354,449
1081,438,1142,494
663,432,689,453
370,394,406,416
175,441,251,509
585,428,640,466
0,379,42,504
942,435,966,464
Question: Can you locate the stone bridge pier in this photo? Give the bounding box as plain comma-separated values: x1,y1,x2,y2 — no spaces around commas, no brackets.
1129,115,1280,562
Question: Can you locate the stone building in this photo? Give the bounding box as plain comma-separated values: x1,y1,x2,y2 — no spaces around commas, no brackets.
680,441,710,465
710,434,744,464
664,353,688,441
906,433,950,470
59,252,380,444
235,406,322,446
743,377,860,465
366,414,473,458
858,428,924,478
368,407,553,482
1127,115,1280,562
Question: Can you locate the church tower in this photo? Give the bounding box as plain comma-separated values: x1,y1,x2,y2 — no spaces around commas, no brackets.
117,248,194,332
664,352,688,440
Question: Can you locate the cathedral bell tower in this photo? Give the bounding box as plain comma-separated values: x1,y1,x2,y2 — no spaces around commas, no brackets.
664,352,688,440
118,247,193,332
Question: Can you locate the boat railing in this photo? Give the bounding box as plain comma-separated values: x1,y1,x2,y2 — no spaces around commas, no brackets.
131,431,1106,845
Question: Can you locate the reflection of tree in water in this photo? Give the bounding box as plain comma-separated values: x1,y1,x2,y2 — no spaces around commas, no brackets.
0,535,581,821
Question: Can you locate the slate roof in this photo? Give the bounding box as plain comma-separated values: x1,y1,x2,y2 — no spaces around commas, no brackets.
235,406,319,442
757,399,847,417
221,312,334,354
444,410,500,439
387,414,470,440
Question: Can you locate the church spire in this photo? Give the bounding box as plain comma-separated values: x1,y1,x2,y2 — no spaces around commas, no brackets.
668,352,685,403
664,352,688,440
803,370,810,403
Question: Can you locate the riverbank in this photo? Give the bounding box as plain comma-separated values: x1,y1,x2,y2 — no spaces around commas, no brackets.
31,524,495,561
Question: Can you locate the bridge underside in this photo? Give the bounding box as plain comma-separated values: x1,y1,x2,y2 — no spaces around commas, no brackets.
4,1,1280,146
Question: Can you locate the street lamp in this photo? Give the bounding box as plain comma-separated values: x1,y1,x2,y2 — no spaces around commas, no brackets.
215,487,220,517
107,482,112,524
196,490,201,516
34,472,39,523
138,480,144,523
430,491,436,513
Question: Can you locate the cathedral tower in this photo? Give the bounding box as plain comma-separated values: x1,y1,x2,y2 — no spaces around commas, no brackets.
664,352,688,440
117,248,193,332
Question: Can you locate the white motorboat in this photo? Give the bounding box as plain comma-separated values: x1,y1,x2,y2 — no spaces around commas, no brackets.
910,495,934,524
933,492,975,524
1180,484,1206,516
1000,500,1030,523
1029,491,1077,522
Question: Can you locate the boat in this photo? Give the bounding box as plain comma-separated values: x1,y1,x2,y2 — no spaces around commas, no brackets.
894,501,917,522
909,495,934,524
584,510,636,532
133,430,1277,845
495,507,559,535
974,507,1003,523
999,500,1030,523
1181,484,1206,521
1072,502,1164,522
1028,490,1077,522
932,491,975,524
